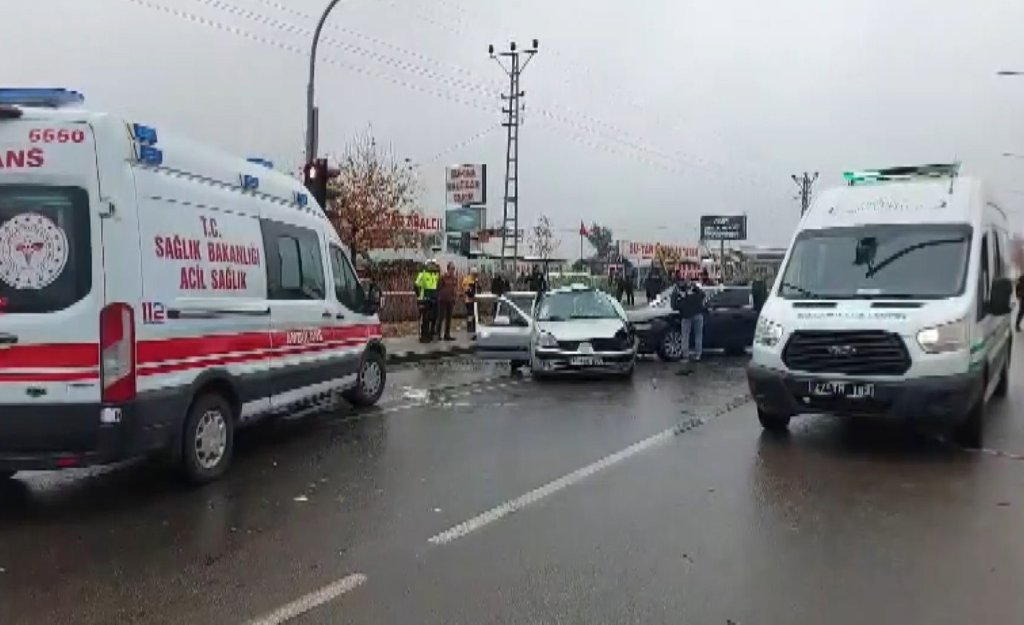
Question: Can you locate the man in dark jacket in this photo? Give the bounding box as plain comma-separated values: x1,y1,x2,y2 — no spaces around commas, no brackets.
671,277,707,374
438,262,458,341
527,265,547,293
1016,275,1024,332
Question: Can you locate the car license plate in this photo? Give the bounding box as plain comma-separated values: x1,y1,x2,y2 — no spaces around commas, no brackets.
809,381,875,399
570,356,604,366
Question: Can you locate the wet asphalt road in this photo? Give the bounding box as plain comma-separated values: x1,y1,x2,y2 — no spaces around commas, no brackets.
4,345,1024,625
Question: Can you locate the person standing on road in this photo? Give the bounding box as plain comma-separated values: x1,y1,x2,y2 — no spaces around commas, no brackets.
671,277,707,375
415,260,440,342
1016,274,1024,332
438,262,458,341
462,267,479,337
528,265,547,294
624,269,635,307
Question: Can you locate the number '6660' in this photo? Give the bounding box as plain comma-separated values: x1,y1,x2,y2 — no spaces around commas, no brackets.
28,128,86,144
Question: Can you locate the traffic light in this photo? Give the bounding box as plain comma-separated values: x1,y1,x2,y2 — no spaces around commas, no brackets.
302,159,327,209
302,158,340,210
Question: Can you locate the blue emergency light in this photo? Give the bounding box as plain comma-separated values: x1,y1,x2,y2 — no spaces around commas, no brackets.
132,123,158,146
0,88,85,108
241,174,260,191
138,145,163,166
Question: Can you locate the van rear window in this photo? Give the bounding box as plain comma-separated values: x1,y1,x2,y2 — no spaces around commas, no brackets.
0,186,91,313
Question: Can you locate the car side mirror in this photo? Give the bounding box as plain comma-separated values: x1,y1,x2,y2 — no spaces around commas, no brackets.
988,277,1013,316
364,283,381,315
494,314,511,326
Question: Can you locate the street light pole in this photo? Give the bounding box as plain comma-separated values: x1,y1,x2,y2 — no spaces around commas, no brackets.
305,0,342,163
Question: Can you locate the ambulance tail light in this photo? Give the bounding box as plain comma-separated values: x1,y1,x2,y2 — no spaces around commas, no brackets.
100,303,136,403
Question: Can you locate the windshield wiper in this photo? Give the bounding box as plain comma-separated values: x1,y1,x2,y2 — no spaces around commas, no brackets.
779,281,819,299
863,238,964,278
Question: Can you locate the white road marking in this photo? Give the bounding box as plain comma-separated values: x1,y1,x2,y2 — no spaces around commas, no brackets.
427,417,706,545
243,573,367,625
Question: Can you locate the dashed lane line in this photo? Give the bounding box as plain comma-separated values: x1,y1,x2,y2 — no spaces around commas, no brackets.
242,573,367,625
428,393,751,545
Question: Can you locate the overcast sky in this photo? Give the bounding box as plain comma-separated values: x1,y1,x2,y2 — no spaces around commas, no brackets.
6,0,1024,253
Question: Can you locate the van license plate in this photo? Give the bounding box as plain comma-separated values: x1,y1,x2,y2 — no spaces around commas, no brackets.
809,381,875,399
571,356,604,366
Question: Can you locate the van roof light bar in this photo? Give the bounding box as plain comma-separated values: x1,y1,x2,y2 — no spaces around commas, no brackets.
843,162,961,185
0,88,85,108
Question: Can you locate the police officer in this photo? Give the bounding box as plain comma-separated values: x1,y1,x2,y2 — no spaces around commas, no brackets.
415,260,440,342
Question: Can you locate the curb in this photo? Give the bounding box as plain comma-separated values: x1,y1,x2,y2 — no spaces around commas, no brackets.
386,344,475,365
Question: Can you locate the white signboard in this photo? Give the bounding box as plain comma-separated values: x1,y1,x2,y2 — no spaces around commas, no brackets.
445,164,487,206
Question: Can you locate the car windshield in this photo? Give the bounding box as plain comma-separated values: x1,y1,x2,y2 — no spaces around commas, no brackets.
778,224,972,300
536,290,620,321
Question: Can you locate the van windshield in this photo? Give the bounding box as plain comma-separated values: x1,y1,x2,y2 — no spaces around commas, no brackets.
0,186,92,313
778,223,972,300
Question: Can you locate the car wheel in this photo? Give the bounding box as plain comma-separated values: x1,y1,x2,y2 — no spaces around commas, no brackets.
344,349,387,407
994,359,1009,399
757,407,791,432
656,328,684,362
181,393,235,484
952,397,985,448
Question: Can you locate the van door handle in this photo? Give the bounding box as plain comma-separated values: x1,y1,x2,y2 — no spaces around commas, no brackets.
335,312,346,320
322,311,333,319
0,333,17,346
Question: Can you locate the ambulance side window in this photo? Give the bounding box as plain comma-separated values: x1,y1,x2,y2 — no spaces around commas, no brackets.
261,220,325,300
329,245,364,312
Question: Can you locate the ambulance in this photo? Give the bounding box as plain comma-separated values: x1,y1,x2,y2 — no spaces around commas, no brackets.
0,89,386,483
748,163,1014,447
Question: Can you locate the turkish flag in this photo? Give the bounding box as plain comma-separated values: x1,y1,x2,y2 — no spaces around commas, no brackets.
579,221,588,237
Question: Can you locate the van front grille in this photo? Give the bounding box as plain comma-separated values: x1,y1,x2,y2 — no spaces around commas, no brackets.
782,330,911,376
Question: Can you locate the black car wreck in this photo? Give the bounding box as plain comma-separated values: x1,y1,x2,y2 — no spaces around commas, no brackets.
626,283,768,361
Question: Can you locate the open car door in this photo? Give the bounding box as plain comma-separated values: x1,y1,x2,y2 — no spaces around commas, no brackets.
474,293,533,361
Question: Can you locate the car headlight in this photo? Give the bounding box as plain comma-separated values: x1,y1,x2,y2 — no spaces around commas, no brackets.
536,331,558,348
754,316,785,347
916,318,967,354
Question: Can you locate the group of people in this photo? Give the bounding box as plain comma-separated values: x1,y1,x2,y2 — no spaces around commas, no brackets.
611,269,636,306
414,260,480,343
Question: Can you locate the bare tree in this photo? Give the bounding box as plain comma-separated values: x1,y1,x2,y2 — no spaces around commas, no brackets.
529,215,561,268
326,128,422,263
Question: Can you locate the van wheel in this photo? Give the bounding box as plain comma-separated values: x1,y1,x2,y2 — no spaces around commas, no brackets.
344,350,386,407
757,408,791,433
181,393,235,484
952,397,985,449
0,470,15,480
994,360,1009,399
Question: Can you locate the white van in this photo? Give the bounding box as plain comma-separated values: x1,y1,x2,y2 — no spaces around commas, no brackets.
0,89,386,482
747,164,1015,447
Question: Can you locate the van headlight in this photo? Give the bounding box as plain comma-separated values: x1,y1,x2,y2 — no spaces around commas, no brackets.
916,318,967,354
754,317,785,347
536,331,558,348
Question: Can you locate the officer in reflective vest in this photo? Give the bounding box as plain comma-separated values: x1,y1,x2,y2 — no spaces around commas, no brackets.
415,260,440,342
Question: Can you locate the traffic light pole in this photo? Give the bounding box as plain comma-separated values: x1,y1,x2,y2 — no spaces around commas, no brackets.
305,0,342,163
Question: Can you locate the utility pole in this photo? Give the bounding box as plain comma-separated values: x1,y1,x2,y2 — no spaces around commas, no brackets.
792,172,819,216
489,40,539,270
305,0,343,164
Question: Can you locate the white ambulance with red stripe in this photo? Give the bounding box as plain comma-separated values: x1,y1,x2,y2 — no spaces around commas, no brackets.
0,89,386,483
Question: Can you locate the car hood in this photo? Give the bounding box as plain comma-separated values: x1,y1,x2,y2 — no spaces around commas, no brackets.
537,318,626,340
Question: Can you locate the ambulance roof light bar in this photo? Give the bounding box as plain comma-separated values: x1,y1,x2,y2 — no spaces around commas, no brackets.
843,163,961,186
0,88,85,108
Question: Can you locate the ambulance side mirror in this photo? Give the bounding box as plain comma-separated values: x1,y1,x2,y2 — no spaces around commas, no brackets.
364,283,382,315
988,278,1012,316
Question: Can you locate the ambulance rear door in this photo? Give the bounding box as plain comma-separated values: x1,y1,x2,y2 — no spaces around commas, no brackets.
0,109,105,408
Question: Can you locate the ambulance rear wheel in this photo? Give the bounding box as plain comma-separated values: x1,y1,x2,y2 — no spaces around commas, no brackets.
181,393,235,484
344,349,386,407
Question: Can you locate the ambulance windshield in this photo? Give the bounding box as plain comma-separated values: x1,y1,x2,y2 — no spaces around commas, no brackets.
778,223,972,300
0,185,92,313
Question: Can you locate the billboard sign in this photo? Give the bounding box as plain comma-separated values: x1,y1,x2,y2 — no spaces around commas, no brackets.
445,164,487,205
623,241,700,261
700,215,747,241
445,206,486,233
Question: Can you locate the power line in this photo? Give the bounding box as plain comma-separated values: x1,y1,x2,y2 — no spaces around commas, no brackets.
424,124,502,163
792,172,819,216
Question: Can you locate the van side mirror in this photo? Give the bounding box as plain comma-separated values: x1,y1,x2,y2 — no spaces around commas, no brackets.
364,283,381,315
988,277,1013,316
